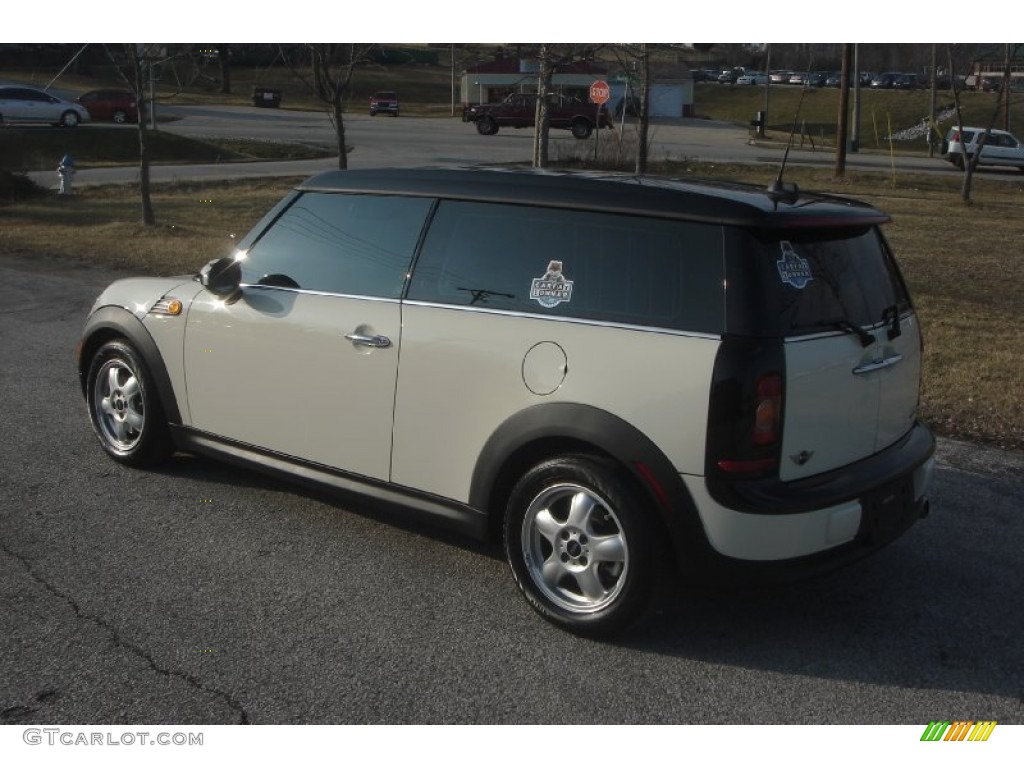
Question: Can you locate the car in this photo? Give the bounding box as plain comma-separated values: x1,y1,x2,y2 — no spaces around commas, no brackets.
717,68,742,84
465,93,609,139
808,71,829,87
0,85,89,127
943,126,1024,171
769,70,793,84
894,73,919,90
76,89,138,123
735,72,767,86
76,168,936,636
825,72,843,88
369,91,399,117
788,72,807,85
871,72,899,88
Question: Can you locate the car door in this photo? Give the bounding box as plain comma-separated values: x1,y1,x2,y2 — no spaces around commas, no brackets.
183,191,433,481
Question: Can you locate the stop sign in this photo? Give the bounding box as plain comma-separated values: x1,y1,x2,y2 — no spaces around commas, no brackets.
589,80,610,105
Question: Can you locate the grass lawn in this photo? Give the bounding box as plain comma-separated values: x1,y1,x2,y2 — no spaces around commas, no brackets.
0,165,1021,452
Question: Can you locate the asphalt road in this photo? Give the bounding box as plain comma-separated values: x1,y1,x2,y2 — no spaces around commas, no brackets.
0,251,1021,725
28,104,1012,190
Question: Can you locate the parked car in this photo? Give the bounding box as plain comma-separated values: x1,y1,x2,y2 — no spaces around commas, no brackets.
717,68,742,84
788,72,808,85
0,84,89,127
76,168,936,635
369,90,399,117
465,92,609,139
871,72,899,88
736,71,767,86
943,126,1024,171
825,72,843,88
76,89,138,123
894,73,919,90
769,70,793,84
808,71,829,87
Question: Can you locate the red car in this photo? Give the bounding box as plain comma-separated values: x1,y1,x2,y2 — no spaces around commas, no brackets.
369,91,399,117
76,89,138,123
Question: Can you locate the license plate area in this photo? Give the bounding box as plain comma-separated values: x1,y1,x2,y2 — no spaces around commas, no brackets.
861,477,917,543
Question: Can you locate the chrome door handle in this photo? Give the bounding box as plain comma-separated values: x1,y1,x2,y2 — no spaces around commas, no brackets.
344,333,392,349
853,354,903,375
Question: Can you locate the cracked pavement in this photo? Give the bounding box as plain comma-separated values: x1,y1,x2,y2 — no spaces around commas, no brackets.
0,251,1021,724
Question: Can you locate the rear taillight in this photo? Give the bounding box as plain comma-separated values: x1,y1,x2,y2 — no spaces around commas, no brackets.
705,338,785,481
752,374,782,446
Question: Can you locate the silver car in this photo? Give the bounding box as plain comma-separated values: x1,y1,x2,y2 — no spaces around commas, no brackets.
0,85,90,127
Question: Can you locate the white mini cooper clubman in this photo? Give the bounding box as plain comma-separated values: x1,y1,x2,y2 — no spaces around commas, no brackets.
77,168,936,635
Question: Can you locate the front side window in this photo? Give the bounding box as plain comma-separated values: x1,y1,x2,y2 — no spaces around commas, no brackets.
407,200,725,333
240,192,432,299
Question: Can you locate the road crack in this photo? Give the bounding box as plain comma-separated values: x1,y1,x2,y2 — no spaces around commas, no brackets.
0,538,250,724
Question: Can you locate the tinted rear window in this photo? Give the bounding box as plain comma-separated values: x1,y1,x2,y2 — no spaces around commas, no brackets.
407,200,725,333
726,226,911,336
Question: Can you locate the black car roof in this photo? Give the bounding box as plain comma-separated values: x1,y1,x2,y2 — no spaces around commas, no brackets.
296,168,890,229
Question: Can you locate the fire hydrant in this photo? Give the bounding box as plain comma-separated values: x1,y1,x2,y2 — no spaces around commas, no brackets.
57,153,75,196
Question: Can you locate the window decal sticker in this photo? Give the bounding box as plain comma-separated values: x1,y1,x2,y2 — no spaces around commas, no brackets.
530,260,574,308
777,241,813,289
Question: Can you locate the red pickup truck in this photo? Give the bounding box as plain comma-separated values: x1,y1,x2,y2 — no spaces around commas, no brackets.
464,93,610,139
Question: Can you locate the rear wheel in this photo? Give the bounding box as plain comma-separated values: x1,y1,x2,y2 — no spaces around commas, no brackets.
86,339,172,467
476,116,498,135
113,109,127,124
504,454,658,636
570,118,593,139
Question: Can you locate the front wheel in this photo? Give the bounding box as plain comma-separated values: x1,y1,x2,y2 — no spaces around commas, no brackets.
113,109,127,124
570,118,593,139
86,339,172,467
60,110,80,128
504,455,658,636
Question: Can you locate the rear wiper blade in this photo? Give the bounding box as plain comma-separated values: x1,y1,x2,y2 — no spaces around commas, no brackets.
799,319,876,347
882,304,902,340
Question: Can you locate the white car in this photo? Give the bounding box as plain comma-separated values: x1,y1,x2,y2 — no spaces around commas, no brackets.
943,126,1024,171
77,169,936,635
0,84,89,127
736,72,768,85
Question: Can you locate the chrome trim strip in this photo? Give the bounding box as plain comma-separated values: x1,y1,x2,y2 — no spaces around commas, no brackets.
239,283,402,304
400,300,722,340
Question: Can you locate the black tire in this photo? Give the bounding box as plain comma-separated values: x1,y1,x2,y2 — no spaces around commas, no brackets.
570,118,593,140
952,154,964,170
476,116,498,136
504,454,658,636
113,109,127,124
86,339,173,467
60,110,80,128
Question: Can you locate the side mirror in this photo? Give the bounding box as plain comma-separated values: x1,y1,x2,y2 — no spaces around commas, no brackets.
198,257,241,297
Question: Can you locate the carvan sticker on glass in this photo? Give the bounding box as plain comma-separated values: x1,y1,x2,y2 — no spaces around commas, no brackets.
777,241,813,289
530,260,574,308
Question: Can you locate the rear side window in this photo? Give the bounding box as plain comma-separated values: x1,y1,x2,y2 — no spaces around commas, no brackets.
731,227,911,337
240,192,432,298
407,200,725,333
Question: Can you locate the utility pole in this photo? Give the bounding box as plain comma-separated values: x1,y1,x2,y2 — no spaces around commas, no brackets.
762,43,771,139
928,44,937,158
850,43,860,152
834,43,852,176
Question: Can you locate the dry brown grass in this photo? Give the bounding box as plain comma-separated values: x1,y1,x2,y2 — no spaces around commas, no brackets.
1,167,1021,451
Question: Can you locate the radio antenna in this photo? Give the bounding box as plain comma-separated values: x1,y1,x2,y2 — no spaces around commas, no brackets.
770,55,815,195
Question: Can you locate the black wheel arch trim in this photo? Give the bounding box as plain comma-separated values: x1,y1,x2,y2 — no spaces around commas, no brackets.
469,402,710,561
78,305,182,425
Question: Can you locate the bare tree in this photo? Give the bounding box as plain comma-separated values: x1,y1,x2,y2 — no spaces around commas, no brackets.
283,44,376,170
533,45,554,168
106,44,162,225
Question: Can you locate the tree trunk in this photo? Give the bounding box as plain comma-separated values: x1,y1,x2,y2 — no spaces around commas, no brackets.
635,44,650,176
131,47,155,225
219,44,231,94
834,43,852,177
533,45,553,169
334,97,348,170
